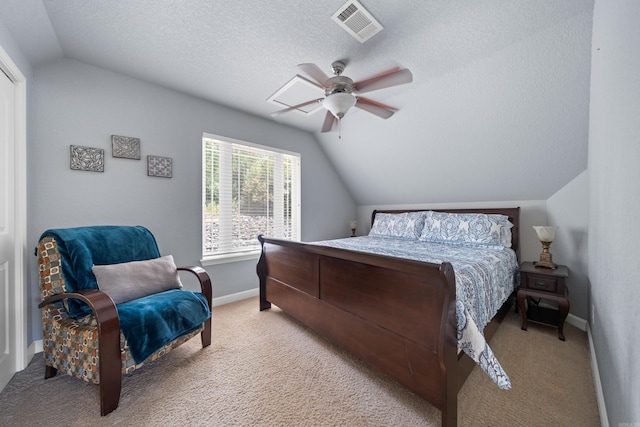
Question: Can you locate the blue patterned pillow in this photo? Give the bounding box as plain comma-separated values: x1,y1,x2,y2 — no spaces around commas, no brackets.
369,212,427,240
419,211,510,247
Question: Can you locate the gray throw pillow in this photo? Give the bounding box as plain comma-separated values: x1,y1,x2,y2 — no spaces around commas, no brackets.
92,255,183,304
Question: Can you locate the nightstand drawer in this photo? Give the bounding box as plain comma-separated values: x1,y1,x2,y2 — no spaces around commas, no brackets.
524,275,558,293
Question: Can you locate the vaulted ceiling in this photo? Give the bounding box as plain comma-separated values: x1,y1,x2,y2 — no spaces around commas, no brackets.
1,0,594,205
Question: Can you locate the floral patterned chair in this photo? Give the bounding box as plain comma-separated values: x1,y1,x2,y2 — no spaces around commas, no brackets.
37,225,212,416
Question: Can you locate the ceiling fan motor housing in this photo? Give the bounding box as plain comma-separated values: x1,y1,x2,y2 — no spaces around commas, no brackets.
325,76,354,96
331,60,346,75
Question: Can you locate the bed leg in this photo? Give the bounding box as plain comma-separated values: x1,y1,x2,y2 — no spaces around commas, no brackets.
442,398,457,427
257,235,271,311
260,297,271,311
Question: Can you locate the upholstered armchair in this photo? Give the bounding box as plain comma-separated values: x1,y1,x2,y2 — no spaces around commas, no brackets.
37,225,212,416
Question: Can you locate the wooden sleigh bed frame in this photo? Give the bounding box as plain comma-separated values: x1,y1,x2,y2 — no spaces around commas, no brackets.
257,207,520,427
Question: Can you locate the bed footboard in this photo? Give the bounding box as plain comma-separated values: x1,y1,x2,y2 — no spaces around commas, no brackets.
257,235,459,426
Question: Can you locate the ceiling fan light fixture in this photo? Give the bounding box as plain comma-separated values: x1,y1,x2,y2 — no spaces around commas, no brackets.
323,92,356,119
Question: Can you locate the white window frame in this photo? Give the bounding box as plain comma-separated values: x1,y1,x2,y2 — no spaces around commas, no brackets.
201,133,301,265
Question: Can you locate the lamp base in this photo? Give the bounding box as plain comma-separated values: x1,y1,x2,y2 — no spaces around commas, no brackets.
534,260,558,269
534,249,557,269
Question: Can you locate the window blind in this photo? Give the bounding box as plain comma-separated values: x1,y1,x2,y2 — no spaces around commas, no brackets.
203,135,300,257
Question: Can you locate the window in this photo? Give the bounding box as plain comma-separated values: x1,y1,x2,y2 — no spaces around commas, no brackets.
202,133,300,261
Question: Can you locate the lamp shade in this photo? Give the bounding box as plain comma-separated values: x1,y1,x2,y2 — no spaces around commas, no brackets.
323,93,356,119
533,226,557,242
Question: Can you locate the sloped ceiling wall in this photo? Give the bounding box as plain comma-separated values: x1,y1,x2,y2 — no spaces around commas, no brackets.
318,7,594,205
0,1,594,206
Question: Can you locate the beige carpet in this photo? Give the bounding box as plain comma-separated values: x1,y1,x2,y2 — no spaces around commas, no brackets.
0,297,600,426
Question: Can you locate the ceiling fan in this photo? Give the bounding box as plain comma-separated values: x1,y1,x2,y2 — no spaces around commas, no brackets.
271,61,413,133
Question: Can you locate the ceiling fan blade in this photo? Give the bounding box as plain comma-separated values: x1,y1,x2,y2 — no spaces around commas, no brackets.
354,97,396,119
298,63,331,87
270,98,324,116
353,68,413,94
321,110,336,132
356,96,398,111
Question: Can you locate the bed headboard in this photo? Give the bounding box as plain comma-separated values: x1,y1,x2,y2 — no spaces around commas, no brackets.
371,207,521,261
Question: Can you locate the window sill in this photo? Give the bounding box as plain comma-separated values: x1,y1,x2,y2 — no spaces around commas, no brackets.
200,250,261,266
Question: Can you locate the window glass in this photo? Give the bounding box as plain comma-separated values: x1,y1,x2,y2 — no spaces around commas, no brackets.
203,134,300,257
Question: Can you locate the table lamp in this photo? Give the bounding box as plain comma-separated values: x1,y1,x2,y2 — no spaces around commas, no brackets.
533,226,558,269
349,220,358,237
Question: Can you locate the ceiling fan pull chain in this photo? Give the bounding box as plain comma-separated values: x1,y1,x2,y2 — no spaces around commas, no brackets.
338,118,342,139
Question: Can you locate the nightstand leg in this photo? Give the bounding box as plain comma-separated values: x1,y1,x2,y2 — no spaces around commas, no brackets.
517,289,528,331
557,298,570,341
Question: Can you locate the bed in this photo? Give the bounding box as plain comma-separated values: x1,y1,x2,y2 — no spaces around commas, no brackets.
256,207,520,427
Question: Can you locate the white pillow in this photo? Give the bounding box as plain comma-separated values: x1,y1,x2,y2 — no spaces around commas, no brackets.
92,255,183,304
501,220,514,248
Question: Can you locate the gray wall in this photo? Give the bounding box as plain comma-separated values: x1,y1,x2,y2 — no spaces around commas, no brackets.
547,170,589,319
319,2,594,207
27,58,356,342
589,1,640,424
0,18,32,79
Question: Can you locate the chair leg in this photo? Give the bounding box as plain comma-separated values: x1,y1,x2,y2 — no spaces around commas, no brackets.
201,317,212,348
97,332,122,416
99,374,121,416
44,364,57,379
98,338,122,416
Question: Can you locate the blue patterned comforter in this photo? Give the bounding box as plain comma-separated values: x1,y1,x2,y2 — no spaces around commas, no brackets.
312,236,518,389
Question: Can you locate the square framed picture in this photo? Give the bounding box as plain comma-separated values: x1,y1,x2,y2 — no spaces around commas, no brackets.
147,155,172,178
70,145,104,172
111,135,141,159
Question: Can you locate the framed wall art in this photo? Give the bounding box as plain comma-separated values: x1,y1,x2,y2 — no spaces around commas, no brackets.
147,155,172,178
112,135,141,159
70,145,104,172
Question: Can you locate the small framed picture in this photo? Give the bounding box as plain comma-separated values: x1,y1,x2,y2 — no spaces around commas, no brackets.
147,155,172,178
70,145,104,172
111,135,141,159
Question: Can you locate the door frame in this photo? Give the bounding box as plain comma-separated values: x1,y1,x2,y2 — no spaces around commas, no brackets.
0,44,28,375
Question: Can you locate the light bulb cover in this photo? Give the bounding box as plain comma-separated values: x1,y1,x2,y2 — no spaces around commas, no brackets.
533,226,557,242
323,93,356,119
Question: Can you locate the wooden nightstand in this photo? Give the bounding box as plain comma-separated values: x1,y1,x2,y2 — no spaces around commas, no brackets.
517,261,570,341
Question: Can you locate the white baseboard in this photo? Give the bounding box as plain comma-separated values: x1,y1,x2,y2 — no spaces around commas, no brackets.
29,339,43,361
212,287,259,307
564,314,608,426
587,323,609,427
567,313,588,331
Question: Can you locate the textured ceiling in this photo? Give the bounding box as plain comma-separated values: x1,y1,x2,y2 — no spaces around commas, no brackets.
0,0,595,205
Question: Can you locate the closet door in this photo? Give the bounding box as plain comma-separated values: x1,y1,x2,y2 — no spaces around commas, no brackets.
0,68,17,392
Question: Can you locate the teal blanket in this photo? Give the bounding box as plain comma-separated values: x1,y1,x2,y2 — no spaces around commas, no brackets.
40,226,211,364
116,289,210,363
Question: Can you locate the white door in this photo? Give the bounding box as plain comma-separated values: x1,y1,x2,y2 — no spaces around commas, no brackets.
0,67,17,391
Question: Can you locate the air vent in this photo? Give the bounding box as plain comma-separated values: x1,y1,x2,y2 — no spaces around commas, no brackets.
331,0,383,43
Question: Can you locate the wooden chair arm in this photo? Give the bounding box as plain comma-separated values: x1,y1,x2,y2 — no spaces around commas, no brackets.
38,289,121,416
177,266,212,309
178,266,212,348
